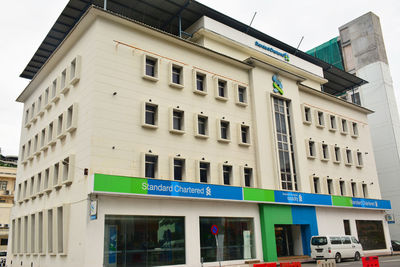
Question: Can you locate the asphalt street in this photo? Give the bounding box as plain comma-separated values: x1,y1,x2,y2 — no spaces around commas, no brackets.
301,254,400,267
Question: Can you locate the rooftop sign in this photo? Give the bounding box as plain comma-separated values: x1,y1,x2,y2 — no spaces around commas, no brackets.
255,41,290,62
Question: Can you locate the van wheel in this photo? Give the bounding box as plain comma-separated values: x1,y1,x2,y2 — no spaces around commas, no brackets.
354,252,361,261
335,253,342,263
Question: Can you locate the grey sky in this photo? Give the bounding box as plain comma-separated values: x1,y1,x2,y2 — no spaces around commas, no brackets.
1,0,399,156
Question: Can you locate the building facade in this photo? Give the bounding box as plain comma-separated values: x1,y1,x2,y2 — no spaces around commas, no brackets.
0,153,17,252
308,12,400,240
10,2,392,267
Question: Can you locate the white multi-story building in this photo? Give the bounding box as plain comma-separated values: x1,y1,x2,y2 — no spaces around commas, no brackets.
9,1,392,266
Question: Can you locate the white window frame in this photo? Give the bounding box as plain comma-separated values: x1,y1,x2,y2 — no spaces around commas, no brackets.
351,122,359,138
320,142,330,161
142,152,158,179
301,104,312,125
61,154,75,186
196,160,210,183
315,110,325,128
169,62,184,89
194,113,209,138
306,139,316,159
344,148,353,166
170,156,185,181
340,118,348,135
214,77,228,101
65,103,78,133
220,163,233,185
192,69,208,95
60,67,71,95
50,76,61,103
332,145,341,164
328,114,337,131
235,84,248,106
141,101,158,129
238,123,251,146
142,54,159,82
311,176,321,194
69,55,81,86
169,107,185,134
56,113,67,140
356,151,363,168
217,118,231,143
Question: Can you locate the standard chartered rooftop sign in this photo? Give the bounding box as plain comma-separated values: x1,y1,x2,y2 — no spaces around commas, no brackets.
93,174,391,210
255,41,290,62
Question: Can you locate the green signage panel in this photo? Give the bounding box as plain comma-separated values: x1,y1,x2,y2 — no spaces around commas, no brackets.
332,195,353,207
243,188,275,202
93,173,148,195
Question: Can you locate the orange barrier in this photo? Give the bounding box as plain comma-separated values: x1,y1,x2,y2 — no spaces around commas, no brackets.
362,256,379,267
253,263,277,267
279,262,301,267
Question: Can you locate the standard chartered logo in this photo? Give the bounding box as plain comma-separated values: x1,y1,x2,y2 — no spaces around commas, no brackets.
143,182,213,197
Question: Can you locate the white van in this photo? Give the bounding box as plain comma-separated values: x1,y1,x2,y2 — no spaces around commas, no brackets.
310,235,364,263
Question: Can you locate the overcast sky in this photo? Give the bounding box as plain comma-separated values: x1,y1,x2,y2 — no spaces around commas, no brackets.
1,0,399,156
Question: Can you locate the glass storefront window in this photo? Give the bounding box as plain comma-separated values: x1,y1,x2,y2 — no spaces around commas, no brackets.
200,217,255,262
104,215,185,266
356,220,386,250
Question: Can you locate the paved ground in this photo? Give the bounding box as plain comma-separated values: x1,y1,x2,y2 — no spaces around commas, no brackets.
301,254,400,267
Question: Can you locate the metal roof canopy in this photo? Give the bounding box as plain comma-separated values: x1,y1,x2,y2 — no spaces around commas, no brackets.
20,0,367,96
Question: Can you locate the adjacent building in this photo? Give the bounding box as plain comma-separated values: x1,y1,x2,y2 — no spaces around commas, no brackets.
0,151,17,252
9,1,393,266
308,12,400,240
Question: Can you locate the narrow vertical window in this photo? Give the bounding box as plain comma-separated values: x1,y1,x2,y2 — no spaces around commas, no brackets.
37,172,42,195
172,110,184,131
38,212,43,253
308,140,316,158
344,219,351,235
48,209,53,253
240,125,250,145
70,58,77,80
174,158,185,181
34,134,39,153
362,184,368,198
304,107,311,123
57,206,63,253
51,78,57,99
341,118,348,134
144,103,157,126
219,120,230,141
334,146,341,162
62,157,70,183
327,179,333,195
21,145,26,161
40,128,46,148
330,115,337,130
321,143,329,160
31,214,35,253
44,168,50,191
199,162,209,183
31,102,35,120
53,163,60,187
57,114,64,136
24,216,28,253
223,165,232,185
317,111,324,127
172,65,182,85
61,69,67,89
346,149,353,165
197,115,208,136
357,152,363,167
48,122,54,143
352,122,359,136
37,95,42,115
25,109,29,125
237,86,247,104
145,58,156,77
196,73,205,92
30,176,35,196
313,177,320,193
340,181,346,196
351,182,357,197
244,167,252,187
274,98,297,190
216,79,228,100
44,88,49,106
145,155,157,178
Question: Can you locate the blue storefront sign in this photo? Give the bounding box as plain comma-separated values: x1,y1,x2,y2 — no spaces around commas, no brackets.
255,41,290,62
352,197,391,209
144,179,243,200
274,191,332,206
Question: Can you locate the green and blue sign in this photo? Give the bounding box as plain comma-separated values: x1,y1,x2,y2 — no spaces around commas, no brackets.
93,174,391,210
272,74,283,95
255,41,290,62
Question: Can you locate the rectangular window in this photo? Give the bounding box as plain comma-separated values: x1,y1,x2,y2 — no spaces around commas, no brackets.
24,216,28,253
329,115,337,130
145,155,157,178
313,177,320,194
308,140,316,158
274,98,297,190
316,111,325,127
304,106,311,123
172,110,184,131
145,57,156,77
244,167,252,187
352,122,359,137
0,181,7,191
30,176,35,197
44,87,50,107
38,212,43,253
66,104,77,132
196,73,205,92
51,78,58,99
174,158,185,181
223,165,232,185
351,92,361,105
340,181,346,196
61,69,67,90
48,122,54,143
48,209,53,253
57,114,64,136
345,149,353,165
17,218,21,253
37,95,42,115
344,219,351,235
57,206,63,253
351,182,357,197
62,157,70,183
40,128,46,148
23,180,28,199
31,102,35,120
44,168,50,192
25,109,29,125
104,215,185,266
362,184,368,198
240,125,250,145
31,214,35,253
21,145,26,161
199,162,209,183
216,79,228,100
357,152,363,167
327,179,333,195
27,140,31,158
334,146,341,163
53,163,60,188
321,143,329,160
341,118,348,134
197,115,208,136
200,217,255,262
70,58,77,80
356,220,386,250
220,120,230,141
144,103,157,126
237,86,247,105
172,65,182,85
34,134,39,153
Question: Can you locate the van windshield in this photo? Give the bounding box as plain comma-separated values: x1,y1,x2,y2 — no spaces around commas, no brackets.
311,237,328,246
0,251,6,256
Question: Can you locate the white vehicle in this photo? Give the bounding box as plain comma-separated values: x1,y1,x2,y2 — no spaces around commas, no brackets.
310,235,364,263
0,251,6,265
